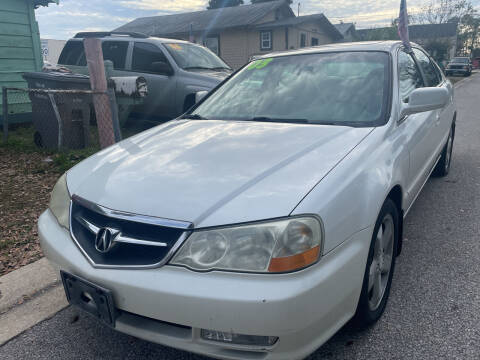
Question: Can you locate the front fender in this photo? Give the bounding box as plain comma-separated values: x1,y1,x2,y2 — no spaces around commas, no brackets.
292,122,409,254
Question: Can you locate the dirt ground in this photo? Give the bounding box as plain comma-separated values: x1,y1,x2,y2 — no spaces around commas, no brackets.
0,147,59,276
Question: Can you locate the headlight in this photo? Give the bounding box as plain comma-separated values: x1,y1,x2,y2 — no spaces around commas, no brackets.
49,173,71,229
170,216,322,273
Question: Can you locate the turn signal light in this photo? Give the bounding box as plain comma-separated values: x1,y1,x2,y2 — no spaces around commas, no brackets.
268,246,320,273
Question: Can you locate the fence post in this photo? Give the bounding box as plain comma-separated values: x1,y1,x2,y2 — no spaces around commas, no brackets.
2,87,8,143
48,93,63,149
83,38,116,149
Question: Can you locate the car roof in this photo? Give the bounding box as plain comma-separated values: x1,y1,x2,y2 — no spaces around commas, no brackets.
256,41,410,59
69,34,190,45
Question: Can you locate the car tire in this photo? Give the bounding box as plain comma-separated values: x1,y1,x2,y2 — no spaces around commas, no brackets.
432,125,454,177
354,198,398,327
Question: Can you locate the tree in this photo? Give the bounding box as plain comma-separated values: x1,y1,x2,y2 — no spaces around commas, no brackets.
207,0,243,10
251,0,293,4
414,0,475,24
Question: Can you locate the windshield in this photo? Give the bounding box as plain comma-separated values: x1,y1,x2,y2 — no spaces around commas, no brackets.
190,51,390,126
164,43,231,71
452,58,469,63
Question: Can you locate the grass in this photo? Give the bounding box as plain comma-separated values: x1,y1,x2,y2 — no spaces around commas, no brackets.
1,125,100,173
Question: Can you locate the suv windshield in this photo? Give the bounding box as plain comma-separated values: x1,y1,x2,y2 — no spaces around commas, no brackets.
164,43,231,71
452,58,469,63
190,51,390,126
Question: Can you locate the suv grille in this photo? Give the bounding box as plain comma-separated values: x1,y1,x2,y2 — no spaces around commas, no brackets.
70,196,191,268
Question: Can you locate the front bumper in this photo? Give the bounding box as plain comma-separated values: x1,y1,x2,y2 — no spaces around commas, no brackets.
39,209,371,360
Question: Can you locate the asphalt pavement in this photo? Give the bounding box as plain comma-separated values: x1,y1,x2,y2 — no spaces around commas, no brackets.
1,75,479,360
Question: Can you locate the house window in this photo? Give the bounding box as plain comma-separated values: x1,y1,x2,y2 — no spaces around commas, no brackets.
204,36,220,56
260,31,272,51
311,37,319,46
300,33,306,48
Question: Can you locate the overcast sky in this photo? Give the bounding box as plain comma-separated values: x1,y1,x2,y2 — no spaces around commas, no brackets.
36,0,480,40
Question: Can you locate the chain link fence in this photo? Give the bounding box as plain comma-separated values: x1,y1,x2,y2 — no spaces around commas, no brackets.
2,87,121,150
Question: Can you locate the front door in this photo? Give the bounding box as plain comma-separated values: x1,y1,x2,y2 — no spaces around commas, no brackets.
397,49,438,209
129,42,176,120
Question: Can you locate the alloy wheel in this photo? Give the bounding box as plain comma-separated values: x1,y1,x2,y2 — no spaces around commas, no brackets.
368,214,395,311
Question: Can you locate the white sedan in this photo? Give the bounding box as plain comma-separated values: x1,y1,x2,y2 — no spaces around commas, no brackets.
39,41,456,360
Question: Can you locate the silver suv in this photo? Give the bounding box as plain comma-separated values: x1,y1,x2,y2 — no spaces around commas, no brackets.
58,32,233,120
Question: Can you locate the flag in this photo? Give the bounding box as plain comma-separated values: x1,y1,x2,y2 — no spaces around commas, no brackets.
398,0,411,52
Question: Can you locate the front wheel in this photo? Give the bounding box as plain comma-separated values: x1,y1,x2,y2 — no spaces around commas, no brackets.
354,199,398,327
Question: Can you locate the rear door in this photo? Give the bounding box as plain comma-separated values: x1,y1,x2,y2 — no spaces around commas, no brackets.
129,42,176,119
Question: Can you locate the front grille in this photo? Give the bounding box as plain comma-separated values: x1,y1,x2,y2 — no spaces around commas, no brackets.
450,65,465,70
70,197,190,268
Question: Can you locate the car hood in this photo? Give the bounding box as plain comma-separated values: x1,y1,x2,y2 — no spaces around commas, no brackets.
67,120,373,227
183,69,231,83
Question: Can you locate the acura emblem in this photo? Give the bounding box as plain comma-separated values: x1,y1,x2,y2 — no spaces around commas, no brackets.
94,227,119,253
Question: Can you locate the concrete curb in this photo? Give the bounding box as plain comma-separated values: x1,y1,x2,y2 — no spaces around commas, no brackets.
0,258,68,345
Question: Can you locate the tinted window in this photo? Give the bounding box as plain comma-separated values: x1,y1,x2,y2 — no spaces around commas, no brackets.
452,58,469,63
191,52,390,127
413,49,440,87
132,42,169,74
398,50,423,102
58,41,83,65
102,41,129,70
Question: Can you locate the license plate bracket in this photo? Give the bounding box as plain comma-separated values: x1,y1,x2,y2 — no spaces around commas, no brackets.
61,271,116,327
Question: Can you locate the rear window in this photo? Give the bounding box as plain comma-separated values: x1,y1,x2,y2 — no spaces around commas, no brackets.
102,41,129,70
452,58,469,63
58,41,83,65
59,40,129,69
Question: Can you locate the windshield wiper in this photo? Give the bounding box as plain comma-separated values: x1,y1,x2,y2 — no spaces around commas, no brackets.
246,117,309,124
182,114,208,120
183,66,215,71
210,67,232,72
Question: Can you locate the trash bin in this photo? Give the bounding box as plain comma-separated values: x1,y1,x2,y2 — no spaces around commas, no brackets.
23,72,92,149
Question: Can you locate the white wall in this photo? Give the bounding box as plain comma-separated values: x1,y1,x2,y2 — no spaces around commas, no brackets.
41,39,66,65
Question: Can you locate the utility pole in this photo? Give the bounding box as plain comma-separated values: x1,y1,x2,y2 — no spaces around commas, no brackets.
298,2,300,17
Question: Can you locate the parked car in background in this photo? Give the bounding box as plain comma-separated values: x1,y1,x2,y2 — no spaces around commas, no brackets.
58,32,233,120
40,41,455,360
445,57,472,77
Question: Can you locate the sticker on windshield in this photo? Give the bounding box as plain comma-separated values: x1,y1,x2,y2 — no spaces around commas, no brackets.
247,58,273,70
167,44,183,51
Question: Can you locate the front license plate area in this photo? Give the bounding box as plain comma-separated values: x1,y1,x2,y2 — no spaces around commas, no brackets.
61,271,116,326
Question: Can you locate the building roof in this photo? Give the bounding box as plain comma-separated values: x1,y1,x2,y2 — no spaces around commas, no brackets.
334,23,355,36
256,13,343,41
115,0,293,37
356,22,457,41
32,0,58,7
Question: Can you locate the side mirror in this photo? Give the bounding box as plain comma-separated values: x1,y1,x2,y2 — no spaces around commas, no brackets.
150,61,174,76
400,87,449,118
195,90,209,103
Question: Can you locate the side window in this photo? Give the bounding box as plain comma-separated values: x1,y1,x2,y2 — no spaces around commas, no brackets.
58,41,83,65
398,50,423,102
102,41,129,70
132,42,170,74
260,31,272,51
413,48,440,87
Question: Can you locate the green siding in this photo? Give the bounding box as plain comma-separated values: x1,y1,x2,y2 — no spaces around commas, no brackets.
0,0,56,121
